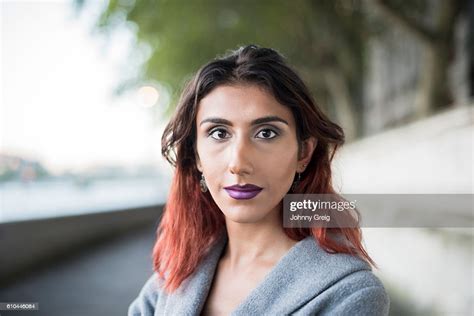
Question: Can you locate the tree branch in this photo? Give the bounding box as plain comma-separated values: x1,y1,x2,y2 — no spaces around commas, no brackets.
369,0,437,47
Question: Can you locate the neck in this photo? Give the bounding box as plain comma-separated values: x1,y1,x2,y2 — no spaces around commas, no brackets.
222,210,297,271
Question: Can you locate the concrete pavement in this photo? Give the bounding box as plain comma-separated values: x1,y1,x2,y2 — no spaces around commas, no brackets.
0,225,157,316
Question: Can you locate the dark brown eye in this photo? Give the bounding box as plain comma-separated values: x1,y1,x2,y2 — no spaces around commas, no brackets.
209,128,230,140
256,129,277,139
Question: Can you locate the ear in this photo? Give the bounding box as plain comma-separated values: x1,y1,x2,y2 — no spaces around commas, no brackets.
195,151,203,173
297,137,317,172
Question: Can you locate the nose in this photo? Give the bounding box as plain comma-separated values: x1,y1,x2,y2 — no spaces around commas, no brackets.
228,134,254,176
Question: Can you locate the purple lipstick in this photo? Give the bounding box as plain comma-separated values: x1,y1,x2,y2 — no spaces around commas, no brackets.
224,184,263,200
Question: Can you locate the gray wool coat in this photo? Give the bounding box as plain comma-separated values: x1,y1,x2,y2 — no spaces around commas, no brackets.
128,234,390,315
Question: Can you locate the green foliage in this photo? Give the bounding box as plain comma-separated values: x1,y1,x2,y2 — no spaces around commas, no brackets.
75,0,465,136
77,0,369,119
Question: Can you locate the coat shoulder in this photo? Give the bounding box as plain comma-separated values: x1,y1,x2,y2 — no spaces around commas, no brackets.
292,237,390,315
128,273,164,316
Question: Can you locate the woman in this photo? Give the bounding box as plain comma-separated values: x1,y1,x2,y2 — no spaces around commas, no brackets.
129,45,390,315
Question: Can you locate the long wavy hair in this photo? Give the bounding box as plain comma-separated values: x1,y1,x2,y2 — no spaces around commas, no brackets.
155,45,375,292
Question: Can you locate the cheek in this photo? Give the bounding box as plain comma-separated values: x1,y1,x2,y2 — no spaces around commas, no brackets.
258,145,298,182
196,139,214,167
196,142,225,186
269,157,296,185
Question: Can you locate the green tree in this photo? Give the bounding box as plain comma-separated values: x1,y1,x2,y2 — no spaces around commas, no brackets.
76,0,466,139
77,0,368,140
370,0,466,119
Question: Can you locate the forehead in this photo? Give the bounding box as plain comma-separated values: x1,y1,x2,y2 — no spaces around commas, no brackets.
196,84,295,126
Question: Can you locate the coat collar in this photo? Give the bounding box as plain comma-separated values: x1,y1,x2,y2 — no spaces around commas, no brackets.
162,233,371,315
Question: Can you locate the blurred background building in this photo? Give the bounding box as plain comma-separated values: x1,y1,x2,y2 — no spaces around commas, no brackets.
1,0,472,315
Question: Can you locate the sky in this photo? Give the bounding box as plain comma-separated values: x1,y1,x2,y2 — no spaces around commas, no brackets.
1,0,169,174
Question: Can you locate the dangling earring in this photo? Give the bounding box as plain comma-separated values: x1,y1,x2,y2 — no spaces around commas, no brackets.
291,172,301,192
291,164,306,192
200,173,208,193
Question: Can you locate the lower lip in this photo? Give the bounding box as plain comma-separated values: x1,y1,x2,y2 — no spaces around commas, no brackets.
225,189,262,200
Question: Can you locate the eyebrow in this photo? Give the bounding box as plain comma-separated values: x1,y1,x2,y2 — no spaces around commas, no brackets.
199,115,289,127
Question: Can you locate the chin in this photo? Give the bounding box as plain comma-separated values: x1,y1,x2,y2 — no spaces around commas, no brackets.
221,205,271,223
226,216,266,224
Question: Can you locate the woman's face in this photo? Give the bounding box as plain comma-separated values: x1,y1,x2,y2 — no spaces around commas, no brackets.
195,84,314,224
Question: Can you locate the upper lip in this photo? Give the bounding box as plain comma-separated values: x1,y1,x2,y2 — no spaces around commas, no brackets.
224,184,263,191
